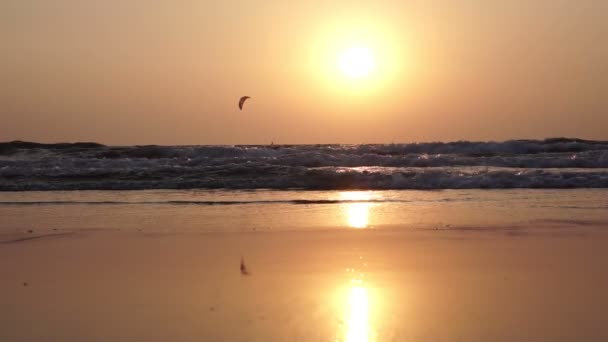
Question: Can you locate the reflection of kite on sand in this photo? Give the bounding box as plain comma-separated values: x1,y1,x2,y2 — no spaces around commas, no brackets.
240,256,250,276
238,96,251,110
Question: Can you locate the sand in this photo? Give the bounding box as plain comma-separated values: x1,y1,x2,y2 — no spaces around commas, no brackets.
1,189,608,341
1,228,607,341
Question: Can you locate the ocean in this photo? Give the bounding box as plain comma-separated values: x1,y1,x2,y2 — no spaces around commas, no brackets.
2,138,608,191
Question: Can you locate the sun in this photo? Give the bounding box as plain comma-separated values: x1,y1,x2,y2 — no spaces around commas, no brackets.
307,17,405,94
338,47,376,79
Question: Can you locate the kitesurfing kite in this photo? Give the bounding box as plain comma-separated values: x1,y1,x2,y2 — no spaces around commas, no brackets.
238,96,250,110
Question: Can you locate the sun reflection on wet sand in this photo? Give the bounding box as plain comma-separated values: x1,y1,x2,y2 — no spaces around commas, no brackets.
345,280,371,342
340,260,373,342
340,192,375,229
346,203,371,229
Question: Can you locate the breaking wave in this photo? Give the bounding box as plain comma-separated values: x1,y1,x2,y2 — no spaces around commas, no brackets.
2,138,608,190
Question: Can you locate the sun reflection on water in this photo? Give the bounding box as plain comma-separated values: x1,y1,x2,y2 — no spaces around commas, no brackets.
346,203,371,229
340,192,375,229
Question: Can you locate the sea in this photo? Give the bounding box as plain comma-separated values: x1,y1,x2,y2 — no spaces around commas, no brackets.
1,138,608,191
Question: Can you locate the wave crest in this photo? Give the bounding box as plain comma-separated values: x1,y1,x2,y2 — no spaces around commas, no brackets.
2,138,608,190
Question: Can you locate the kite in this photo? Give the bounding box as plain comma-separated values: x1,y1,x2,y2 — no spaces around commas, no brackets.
238,96,251,110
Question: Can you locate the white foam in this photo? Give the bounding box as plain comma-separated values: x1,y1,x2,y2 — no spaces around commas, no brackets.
2,139,608,190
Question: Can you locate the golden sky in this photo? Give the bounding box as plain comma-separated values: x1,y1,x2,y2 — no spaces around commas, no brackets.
1,0,607,144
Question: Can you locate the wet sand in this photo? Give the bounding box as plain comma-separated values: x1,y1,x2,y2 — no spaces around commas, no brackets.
1,189,608,341
1,227,608,341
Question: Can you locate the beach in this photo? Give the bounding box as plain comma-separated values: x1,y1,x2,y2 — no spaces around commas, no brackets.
3,0,606,337
4,0,606,338
1,189,608,341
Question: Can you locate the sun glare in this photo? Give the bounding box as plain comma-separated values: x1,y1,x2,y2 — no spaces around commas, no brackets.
308,17,404,96
338,47,376,79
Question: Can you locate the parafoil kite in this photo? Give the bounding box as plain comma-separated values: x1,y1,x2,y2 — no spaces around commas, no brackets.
238,96,250,110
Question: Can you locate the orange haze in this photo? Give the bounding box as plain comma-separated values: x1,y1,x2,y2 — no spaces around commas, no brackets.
1,0,607,144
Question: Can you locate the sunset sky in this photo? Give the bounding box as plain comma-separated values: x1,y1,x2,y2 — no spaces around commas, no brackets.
2,0,607,145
